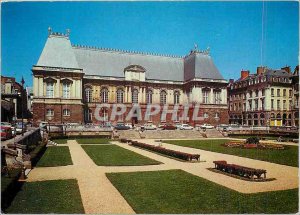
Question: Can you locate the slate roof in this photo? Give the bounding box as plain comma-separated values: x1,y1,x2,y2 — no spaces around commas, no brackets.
73,46,184,81
37,34,79,69
36,33,225,82
264,69,292,77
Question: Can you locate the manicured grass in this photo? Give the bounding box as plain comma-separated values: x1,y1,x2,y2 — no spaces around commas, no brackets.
164,139,298,167
82,145,161,166
36,146,73,167
229,135,279,140
76,138,111,144
107,169,298,214
5,179,84,214
52,138,68,144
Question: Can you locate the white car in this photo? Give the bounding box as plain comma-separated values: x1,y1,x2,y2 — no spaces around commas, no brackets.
124,123,133,129
200,124,214,129
143,123,157,130
180,124,194,130
175,123,182,129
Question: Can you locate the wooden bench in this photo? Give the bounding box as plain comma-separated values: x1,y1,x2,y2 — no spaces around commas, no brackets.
213,160,267,180
131,141,200,161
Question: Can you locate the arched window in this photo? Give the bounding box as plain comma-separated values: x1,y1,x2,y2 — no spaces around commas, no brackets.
132,89,138,104
46,82,54,98
276,113,281,119
204,113,209,118
270,113,275,118
62,82,71,98
146,90,153,104
116,89,124,103
215,112,220,118
101,88,109,103
160,90,167,105
260,113,265,118
85,87,92,102
174,91,180,104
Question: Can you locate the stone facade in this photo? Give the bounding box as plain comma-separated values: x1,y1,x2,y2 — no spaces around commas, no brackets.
228,66,299,127
32,29,229,126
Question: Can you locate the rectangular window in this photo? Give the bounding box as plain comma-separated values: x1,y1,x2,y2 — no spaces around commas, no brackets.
63,109,70,116
262,89,265,96
255,99,258,110
283,100,286,109
46,82,54,98
277,89,280,97
63,83,71,98
289,89,292,97
271,99,274,109
214,91,221,104
243,103,246,111
46,109,54,116
277,100,280,110
283,89,286,97
203,91,209,104
271,88,274,96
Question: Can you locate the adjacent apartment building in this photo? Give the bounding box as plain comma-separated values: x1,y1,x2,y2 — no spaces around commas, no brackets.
228,66,299,127
32,29,229,126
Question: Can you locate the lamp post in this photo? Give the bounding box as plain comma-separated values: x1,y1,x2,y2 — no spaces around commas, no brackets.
21,77,25,136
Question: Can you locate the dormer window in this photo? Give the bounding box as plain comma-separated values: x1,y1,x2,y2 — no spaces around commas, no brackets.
124,65,146,82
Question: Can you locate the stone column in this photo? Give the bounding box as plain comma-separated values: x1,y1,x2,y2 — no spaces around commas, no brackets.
128,87,132,103
33,77,39,97
210,88,214,104
38,77,43,97
56,78,60,98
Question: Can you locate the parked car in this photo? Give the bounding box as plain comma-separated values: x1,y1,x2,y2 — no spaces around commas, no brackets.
180,124,194,130
143,123,157,130
114,123,130,130
198,124,214,129
1,122,16,136
175,123,182,129
124,123,133,129
15,122,27,134
216,124,229,131
158,123,166,129
1,126,13,140
162,124,177,130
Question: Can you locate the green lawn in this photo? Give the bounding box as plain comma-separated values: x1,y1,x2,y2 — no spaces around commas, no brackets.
5,179,84,214
76,138,111,144
107,169,298,214
82,145,161,166
164,139,298,167
52,138,68,144
36,146,73,167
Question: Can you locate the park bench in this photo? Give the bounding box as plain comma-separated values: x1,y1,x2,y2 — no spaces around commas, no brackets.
213,160,267,180
131,141,200,161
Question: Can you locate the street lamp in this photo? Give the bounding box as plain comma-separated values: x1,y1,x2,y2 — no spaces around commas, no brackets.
21,77,25,136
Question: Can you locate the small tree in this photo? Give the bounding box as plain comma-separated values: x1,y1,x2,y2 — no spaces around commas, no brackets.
246,137,260,144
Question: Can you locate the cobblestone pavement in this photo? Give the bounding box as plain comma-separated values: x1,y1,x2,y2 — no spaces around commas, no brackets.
26,138,299,214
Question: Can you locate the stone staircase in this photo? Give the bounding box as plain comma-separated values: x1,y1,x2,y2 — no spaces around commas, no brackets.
204,128,224,138
117,130,141,139
47,140,58,146
142,130,205,139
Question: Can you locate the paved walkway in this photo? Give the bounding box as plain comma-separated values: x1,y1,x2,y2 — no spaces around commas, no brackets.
27,140,135,214
26,138,299,214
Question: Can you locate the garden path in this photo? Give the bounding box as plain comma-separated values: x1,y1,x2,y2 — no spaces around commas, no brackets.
26,138,298,214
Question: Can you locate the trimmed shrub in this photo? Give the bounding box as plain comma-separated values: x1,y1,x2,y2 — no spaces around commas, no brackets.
246,137,260,144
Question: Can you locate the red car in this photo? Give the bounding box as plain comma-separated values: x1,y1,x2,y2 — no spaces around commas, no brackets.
1,126,12,140
162,124,177,130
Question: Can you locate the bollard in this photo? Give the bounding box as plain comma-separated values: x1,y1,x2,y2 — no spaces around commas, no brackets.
19,166,27,180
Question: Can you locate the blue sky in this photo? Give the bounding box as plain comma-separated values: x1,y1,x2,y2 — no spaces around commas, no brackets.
1,1,299,87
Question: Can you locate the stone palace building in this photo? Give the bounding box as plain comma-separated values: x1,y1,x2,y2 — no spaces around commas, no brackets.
32,29,228,126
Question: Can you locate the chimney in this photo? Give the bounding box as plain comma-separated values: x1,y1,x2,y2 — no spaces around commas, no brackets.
229,79,234,84
281,66,291,73
257,66,266,75
241,70,250,79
